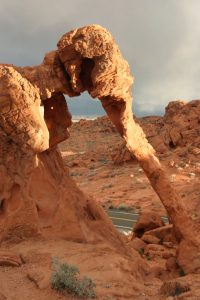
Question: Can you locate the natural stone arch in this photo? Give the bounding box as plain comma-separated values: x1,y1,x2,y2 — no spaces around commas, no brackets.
0,24,200,273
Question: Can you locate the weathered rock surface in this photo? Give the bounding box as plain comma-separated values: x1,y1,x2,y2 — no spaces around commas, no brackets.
159,279,190,297
133,212,165,238
0,24,200,299
141,234,160,245
129,237,147,251
143,225,176,244
57,27,200,275
113,100,200,162
0,251,22,267
0,293,6,300
0,25,151,300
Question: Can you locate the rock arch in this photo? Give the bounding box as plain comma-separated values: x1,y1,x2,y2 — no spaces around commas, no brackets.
0,24,199,273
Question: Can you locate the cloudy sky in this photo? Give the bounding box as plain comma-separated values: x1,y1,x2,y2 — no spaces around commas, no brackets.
1,0,200,116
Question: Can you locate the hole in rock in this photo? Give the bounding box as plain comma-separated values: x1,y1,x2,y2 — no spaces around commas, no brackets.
169,141,176,149
134,228,144,238
36,204,41,212
43,93,72,147
80,58,95,91
0,199,5,214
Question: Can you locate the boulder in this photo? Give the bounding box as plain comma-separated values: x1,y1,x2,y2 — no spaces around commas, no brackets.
133,212,165,238
166,257,178,272
141,234,160,245
129,237,147,251
143,225,176,243
144,244,175,259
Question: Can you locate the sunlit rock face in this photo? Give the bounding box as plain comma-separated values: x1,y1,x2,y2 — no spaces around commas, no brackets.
0,24,200,275
0,26,134,256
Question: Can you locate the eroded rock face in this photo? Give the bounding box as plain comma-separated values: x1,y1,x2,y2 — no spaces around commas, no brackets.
0,24,200,274
43,93,72,147
57,25,133,101
0,28,131,251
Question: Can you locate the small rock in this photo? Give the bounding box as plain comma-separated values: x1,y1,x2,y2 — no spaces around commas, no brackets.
129,237,147,251
150,265,165,278
0,251,22,267
145,244,174,259
169,160,175,167
145,224,175,243
134,212,165,238
189,172,195,178
169,174,176,183
135,178,143,183
163,242,174,248
166,257,178,271
141,234,160,245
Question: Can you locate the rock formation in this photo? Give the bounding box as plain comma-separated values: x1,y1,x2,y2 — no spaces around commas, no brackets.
0,37,126,250
0,24,200,273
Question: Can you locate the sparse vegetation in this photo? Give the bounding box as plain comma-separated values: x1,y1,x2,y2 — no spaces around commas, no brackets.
70,171,83,177
138,248,144,256
102,184,113,190
51,258,96,298
117,203,133,212
160,280,190,297
178,267,185,277
146,255,152,261
99,158,108,165
88,171,95,177
108,204,115,209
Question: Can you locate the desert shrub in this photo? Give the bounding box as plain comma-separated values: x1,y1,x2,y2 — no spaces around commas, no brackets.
138,248,144,256
51,258,96,298
118,203,128,211
160,280,190,297
178,267,185,277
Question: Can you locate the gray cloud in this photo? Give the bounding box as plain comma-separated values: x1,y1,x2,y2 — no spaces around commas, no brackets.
1,0,200,116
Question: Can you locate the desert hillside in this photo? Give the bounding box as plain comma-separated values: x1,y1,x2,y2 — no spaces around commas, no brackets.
60,100,200,221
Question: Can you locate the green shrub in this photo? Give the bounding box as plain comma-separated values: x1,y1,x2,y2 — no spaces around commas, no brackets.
118,203,128,211
138,248,144,256
178,267,185,277
51,258,96,298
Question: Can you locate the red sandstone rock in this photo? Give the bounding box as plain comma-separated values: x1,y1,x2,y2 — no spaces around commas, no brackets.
0,24,200,278
0,251,22,267
0,293,6,300
129,237,147,251
144,244,175,259
133,212,165,238
141,234,160,245
166,257,178,272
144,225,176,244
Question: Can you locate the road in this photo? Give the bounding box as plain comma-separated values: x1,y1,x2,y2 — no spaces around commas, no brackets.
107,209,168,233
